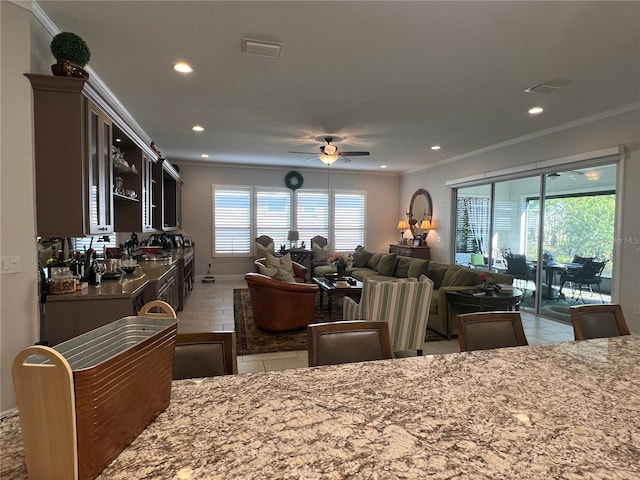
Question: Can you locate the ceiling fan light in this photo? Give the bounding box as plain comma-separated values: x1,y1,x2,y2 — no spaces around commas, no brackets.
320,154,339,165
324,144,337,155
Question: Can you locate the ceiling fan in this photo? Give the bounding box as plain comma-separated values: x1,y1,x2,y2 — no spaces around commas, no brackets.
288,137,370,165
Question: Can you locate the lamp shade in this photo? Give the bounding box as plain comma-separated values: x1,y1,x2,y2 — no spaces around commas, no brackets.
287,230,299,241
319,154,339,165
397,220,410,230
419,219,431,230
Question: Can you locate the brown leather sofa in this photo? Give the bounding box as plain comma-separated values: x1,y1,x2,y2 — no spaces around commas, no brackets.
254,257,308,283
245,272,319,331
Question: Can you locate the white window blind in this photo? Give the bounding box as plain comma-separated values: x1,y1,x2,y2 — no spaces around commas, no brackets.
334,192,365,251
296,190,329,246
255,189,291,248
213,187,251,254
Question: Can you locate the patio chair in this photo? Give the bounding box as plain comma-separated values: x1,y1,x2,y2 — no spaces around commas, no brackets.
456,311,528,352
567,259,608,303
503,253,535,295
569,304,630,340
307,320,393,367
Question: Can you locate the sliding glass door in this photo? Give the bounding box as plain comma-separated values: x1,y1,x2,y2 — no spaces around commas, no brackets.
453,162,618,322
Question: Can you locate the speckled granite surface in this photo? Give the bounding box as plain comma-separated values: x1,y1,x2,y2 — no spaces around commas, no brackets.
2,336,639,479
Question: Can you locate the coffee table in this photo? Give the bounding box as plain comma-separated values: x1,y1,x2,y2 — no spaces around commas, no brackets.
445,287,523,339
312,277,363,315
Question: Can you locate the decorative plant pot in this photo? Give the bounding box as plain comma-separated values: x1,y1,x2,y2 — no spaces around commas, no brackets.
51,60,89,79
336,264,346,278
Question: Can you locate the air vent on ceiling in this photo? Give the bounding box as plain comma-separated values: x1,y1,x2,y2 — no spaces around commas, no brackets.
524,82,565,94
241,38,284,58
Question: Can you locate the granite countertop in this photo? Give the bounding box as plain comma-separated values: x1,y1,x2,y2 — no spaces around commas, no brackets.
2,335,639,479
45,248,194,301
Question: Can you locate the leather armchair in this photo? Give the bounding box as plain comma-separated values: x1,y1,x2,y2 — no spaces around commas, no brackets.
254,257,308,283
245,272,319,331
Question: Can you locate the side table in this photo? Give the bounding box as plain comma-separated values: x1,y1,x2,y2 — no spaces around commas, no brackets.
445,288,522,339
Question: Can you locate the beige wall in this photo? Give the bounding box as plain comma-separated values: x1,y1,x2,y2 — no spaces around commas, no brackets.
401,107,640,332
1,1,39,413
175,163,401,277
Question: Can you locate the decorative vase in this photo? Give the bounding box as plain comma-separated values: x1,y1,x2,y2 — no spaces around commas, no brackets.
336,263,346,278
51,60,89,79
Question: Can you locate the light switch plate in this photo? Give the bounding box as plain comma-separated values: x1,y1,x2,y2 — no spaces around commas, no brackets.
1,256,21,274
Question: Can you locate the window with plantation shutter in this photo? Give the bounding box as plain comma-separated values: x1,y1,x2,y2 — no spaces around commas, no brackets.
297,190,329,246
334,192,365,251
213,187,251,255
255,189,291,248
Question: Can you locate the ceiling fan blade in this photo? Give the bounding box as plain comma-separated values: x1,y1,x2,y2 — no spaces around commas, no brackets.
288,151,318,155
337,151,369,156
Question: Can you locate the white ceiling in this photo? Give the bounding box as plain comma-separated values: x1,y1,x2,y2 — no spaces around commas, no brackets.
35,1,640,173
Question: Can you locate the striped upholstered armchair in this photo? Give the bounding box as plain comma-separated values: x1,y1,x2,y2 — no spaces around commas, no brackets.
343,276,434,354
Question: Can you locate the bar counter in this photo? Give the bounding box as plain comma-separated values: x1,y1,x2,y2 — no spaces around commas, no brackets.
2,335,639,479
46,248,194,302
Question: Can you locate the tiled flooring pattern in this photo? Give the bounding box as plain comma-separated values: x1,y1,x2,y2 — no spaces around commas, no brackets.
178,277,575,374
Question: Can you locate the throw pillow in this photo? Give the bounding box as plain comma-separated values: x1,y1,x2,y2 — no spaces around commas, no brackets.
376,254,397,276
427,267,447,289
266,252,294,275
257,263,278,278
256,241,275,258
470,253,485,266
273,267,296,283
407,259,430,279
442,265,479,287
313,243,332,263
393,256,412,278
353,247,373,268
366,253,383,270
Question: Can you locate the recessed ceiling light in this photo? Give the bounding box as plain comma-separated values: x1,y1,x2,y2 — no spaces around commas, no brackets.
192,125,205,132
200,154,209,158
115,138,121,142
380,165,387,169
173,62,193,73
528,106,544,115
431,145,441,151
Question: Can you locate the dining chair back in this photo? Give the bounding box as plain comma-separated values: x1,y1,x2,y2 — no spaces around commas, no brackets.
569,304,630,340
307,320,393,367
138,300,177,319
456,311,528,352
173,332,237,379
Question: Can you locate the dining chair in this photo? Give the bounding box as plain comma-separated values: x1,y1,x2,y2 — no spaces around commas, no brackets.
173,331,238,379
307,320,393,367
456,311,528,352
138,300,177,319
569,304,630,340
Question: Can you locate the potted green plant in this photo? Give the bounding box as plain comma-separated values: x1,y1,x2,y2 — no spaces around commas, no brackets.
50,32,91,79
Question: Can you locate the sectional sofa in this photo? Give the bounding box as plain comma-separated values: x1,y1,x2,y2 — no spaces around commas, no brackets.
314,250,514,338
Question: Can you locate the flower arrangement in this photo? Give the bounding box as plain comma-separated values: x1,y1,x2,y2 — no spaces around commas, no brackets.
329,252,353,268
477,272,495,289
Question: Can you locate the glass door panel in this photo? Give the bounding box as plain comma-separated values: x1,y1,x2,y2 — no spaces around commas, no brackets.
454,185,491,268
492,176,540,311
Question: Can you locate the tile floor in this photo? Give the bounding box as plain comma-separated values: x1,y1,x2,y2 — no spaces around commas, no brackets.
178,276,576,374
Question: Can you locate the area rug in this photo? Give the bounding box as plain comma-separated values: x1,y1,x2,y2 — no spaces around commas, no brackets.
234,289,447,356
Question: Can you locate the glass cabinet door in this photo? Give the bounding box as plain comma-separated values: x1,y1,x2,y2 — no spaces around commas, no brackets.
87,100,114,234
